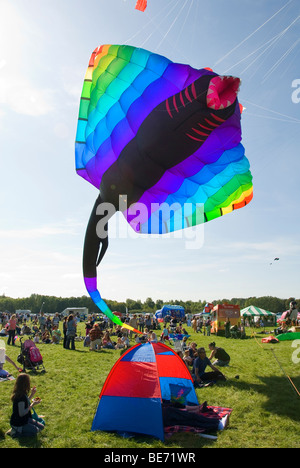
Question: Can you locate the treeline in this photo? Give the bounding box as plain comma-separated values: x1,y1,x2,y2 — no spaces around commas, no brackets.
0,293,297,315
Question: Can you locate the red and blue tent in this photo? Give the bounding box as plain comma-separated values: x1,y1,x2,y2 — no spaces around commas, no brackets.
91,341,198,441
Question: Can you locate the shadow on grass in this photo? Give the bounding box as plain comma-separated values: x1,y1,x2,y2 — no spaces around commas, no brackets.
10,435,43,448
222,375,300,421
110,430,215,449
0,428,44,448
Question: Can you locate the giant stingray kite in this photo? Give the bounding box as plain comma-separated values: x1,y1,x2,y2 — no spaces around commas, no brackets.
75,44,253,333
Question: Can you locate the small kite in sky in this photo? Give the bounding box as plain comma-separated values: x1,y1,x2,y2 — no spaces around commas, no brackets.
270,257,280,265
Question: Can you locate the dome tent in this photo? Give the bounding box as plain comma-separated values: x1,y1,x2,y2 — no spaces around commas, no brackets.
91,341,198,441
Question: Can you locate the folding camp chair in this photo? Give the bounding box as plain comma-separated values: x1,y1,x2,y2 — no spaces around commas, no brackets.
173,340,183,352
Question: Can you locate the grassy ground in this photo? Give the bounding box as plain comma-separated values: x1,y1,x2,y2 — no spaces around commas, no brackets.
1,323,300,448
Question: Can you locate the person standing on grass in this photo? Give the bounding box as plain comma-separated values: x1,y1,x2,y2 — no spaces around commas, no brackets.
65,314,77,350
192,316,198,333
225,317,231,338
7,315,17,346
205,318,211,336
288,301,299,326
129,314,138,339
38,312,47,333
138,315,145,333
63,316,68,348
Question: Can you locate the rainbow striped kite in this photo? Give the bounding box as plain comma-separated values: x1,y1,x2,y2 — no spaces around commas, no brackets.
75,45,253,330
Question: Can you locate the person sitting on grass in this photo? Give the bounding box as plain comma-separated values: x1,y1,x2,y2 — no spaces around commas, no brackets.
33,332,40,344
208,342,231,367
121,335,130,348
183,349,193,368
20,324,32,336
150,332,158,343
89,323,103,351
114,337,125,349
0,353,22,378
275,321,288,335
182,336,189,351
52,325,62,344
134,333,141,344
32,323,39,336
188,342,198,364
9,373,45,438
41,330,51,344
192,347,226,387
102,331,114,349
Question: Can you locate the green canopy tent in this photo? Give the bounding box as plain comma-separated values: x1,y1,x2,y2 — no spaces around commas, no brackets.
240,306,277,326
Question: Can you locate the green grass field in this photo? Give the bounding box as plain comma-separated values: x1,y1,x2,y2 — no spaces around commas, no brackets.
1,324,300,448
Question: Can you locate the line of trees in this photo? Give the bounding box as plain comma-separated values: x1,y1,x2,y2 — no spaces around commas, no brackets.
0,293,298,316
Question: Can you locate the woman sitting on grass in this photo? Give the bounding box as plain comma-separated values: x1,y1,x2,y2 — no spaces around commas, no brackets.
89,323,103,351
9,373,44,438
208,342,231,367
102,331,114,349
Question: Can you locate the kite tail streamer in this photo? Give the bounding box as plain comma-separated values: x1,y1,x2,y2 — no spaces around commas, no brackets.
83,194,141,334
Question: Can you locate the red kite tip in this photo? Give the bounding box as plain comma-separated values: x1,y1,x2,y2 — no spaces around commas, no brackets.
135,0,147,12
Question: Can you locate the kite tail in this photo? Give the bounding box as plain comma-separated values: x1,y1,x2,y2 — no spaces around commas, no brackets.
83,194,141,334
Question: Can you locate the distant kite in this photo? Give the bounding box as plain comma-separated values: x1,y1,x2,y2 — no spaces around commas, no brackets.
270,257,280,265
75,44,253,330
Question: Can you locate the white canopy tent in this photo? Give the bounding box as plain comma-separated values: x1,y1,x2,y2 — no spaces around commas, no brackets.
240,305,276,323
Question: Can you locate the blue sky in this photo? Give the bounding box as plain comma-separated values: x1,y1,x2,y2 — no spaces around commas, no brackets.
0,0,299,304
